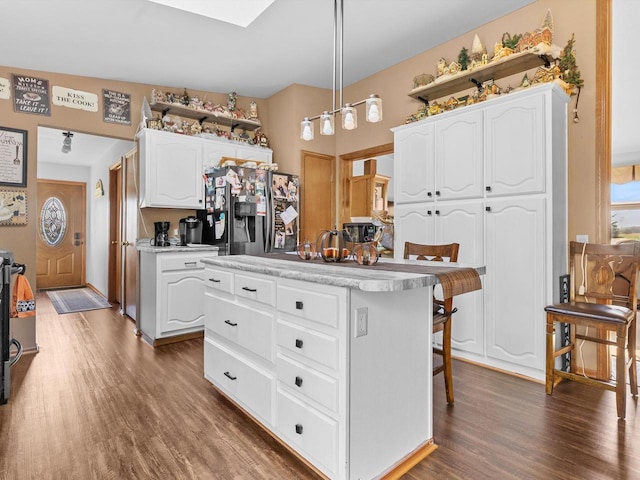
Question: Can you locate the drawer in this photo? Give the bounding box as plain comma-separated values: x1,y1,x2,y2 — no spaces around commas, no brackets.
277,353,338,413
204,267,233,294
206,297,274,362
276,388,338,477
277,319,338,371
160,254,210,271
204,338,274,425
234,273,276,306
277,283,341,328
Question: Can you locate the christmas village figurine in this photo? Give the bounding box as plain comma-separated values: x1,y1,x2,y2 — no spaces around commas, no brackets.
227,92,237,112
413,73,435,89
248,101,258,120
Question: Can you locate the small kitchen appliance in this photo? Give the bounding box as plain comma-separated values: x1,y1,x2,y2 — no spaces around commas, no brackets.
179,216,202,245
153,221,171,247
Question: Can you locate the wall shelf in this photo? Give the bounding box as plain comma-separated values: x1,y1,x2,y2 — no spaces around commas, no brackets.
150,101,262,132
408,50,553,103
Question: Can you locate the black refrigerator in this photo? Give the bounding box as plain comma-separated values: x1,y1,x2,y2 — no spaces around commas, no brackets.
198,166,300,255
1,250,24,405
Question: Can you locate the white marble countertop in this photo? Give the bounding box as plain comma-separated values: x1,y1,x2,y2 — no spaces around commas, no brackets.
202,254,483,292
136,238,219,254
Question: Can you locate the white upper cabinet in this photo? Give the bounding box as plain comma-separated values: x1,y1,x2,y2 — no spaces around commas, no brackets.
138,129,204,209
435,109,484,201
484,92,546,197
394,122,435,204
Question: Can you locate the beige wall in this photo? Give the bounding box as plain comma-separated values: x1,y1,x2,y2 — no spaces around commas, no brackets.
0,0,598,334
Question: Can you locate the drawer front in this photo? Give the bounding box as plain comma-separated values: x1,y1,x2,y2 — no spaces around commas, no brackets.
234,273,276,306
160,254,212,271
276,388,338,477
277,283,341,328
204,267,234,294
277,320,338,371
206,297,274,362
277,353,338,413
204,338,274,425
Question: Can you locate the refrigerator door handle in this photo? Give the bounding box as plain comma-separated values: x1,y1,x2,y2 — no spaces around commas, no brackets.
266,177,274,252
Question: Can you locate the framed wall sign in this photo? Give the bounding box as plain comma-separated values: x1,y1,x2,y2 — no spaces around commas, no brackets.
0,126,27,187
0,190,27,225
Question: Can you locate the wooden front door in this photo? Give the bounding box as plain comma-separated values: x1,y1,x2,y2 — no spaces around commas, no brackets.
36,179,86,289
300,150,335,243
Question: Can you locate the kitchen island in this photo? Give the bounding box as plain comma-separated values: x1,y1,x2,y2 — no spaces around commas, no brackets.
202,254,482,479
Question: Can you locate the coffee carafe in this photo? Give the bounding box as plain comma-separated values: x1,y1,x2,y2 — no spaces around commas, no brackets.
154,221,171,247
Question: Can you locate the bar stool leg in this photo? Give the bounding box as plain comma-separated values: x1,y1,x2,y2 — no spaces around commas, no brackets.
545,314,555,395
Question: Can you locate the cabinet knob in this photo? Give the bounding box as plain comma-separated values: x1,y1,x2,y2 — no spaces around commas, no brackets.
295,301,304,310
295,376,303,387
485,206,492,212
427,192,432,197
223,371,237,380
485,186,492,192
435,210,440,215
427,210,432,215
295,339,304,349
435,190,441,196
224,319,238,327
295,424,303,435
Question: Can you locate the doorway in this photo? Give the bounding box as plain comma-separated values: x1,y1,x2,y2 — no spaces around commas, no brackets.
36,180,86,289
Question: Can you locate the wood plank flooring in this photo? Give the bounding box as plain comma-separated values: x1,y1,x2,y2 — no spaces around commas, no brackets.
1,293,639,479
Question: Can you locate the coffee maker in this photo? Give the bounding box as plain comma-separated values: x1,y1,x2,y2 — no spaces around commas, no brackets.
179,216,202,245
154,221,171,247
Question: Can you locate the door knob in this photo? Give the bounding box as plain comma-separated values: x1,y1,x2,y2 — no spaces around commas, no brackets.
111,240,118,245
122,241,131,246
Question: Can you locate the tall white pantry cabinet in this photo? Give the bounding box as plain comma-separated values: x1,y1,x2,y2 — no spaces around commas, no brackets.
393,83,569,380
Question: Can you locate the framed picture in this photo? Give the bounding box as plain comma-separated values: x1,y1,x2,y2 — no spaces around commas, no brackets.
0,126,27,187
0,190,27,225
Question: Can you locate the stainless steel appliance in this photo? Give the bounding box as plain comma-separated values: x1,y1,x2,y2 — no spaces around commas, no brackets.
179,216,202,245
343,222,377,243
153,221,171,246
198,166,299,255
1,250,24,405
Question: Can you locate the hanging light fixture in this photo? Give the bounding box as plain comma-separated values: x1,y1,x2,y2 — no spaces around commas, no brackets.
61,131,73,154
300,0,382,141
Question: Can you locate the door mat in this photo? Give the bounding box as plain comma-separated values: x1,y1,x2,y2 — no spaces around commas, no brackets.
46,287,112,315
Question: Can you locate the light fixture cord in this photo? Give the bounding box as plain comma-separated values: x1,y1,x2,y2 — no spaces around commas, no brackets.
337,0,343,109
332,0,337,112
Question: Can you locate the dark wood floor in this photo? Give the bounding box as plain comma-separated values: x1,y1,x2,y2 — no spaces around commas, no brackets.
1,293,639,479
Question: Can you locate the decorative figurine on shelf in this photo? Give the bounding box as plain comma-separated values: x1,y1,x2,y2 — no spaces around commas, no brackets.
167,92,175,104
437,57,448,77
253,128,269,148
413,73,435,89
516,8,553,52
458,47,469,71
227,92,237,112
180,88,190,106
190,122,202,135
248,101,258,120
470,34,484,62
203,100,215,112
190,94,203,110
520,73,531,88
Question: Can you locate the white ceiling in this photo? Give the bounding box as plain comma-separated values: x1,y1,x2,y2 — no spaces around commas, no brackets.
1,0,535,99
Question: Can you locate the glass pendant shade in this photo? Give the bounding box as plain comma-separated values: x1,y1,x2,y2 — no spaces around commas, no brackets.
320,111,335,135
365,95,382,123
342,104,357,130
61,137,72,153
300,117,314,141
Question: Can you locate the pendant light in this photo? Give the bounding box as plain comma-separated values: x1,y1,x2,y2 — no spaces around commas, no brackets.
61,131,73,154
300,0,382,141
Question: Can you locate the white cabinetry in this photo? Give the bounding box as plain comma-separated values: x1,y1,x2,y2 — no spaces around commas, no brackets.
139,250,218,345
138,129,205,209
203,264,432,480
392,83,568,380
137,129,273,208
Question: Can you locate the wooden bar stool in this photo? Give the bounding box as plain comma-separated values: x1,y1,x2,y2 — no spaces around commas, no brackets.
404,241,460,404
544,241,640,420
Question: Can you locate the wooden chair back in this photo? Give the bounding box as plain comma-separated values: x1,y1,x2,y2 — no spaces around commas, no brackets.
403,242,459,263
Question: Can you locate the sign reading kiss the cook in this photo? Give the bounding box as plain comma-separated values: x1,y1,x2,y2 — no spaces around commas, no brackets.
52,86,99,112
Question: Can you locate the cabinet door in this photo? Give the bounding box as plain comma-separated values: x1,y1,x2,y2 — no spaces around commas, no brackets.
393,204,435,257
435,110,483,201
161,270,205,334
236,144,273,163
145,134,204,208
434,201,484,355
202,141,238,172
485,93,546,197
484,197,545,371
394,123,435,204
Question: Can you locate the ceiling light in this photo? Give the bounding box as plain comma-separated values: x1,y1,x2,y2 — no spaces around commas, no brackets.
146,0,274,27
300,0,382,141
61,131,73,154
